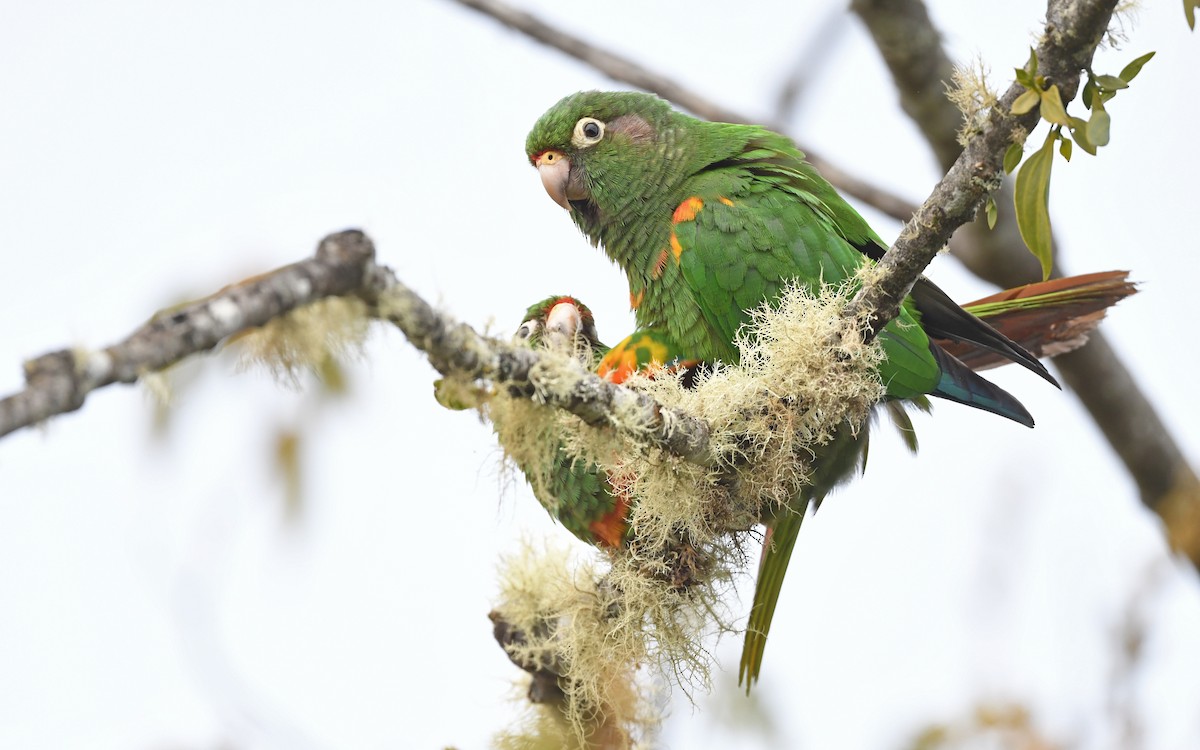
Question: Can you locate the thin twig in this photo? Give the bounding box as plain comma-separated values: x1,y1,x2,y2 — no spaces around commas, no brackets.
772,7,854,126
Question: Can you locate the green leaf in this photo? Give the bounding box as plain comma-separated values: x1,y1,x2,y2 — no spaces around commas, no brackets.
1014,133,1056,280
1094,74,1129,91
1082,78,1097,109
1003,142,1024,174
1012,88,1041,115
1072,129,1098,156
1039,85,1069,125
1059,137,1073,161
1088,108,1111,147
986,195,998,229
1185,1,1197,31
1068,115,1098,156
1120,51,1157,80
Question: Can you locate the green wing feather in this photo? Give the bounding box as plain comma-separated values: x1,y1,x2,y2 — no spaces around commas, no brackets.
675,165,942,400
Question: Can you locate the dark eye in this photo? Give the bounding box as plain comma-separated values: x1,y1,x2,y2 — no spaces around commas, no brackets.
572,117,605,146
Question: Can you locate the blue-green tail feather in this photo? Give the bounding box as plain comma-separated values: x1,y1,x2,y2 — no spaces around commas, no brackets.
928,345,1034,427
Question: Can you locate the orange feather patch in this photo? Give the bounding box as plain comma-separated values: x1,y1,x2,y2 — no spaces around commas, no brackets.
588,491,631,548
652,248,670,278
597,347,637,384
669,196,703,262
672,196,704,223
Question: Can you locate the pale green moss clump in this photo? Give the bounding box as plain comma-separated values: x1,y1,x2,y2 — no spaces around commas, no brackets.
947,58,999,147
489,283,885,744
491,542,657,749
235,296,370,385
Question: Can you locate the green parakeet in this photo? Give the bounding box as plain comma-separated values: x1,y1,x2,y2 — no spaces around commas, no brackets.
511,295,629,547
511,296,706,547
522,91,1121,689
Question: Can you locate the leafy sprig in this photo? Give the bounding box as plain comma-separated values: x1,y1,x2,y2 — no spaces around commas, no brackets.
1002,49,1154,279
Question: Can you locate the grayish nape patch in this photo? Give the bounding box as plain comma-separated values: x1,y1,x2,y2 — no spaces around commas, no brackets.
608,114,656,145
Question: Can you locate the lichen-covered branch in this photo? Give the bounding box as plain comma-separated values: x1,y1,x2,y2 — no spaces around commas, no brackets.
0,231,377,439
360,263,716,466
852,0,1200,566
0,231,715,468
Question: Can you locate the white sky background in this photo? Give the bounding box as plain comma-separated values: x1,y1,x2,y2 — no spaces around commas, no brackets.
1,1,1198,748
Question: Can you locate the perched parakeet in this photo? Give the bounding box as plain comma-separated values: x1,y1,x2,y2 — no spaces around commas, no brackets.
511,296,707,547
522,90,1080,689
512,295,628,547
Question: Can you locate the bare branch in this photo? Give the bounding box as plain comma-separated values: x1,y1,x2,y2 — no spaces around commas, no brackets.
771,8,853,126
852,0,1200,564
850,0,965,170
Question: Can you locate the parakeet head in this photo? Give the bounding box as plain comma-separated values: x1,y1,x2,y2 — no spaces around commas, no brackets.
525,91,677,211
514,295,606,365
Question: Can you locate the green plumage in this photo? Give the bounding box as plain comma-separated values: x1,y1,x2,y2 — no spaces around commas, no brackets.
526,91,1058,690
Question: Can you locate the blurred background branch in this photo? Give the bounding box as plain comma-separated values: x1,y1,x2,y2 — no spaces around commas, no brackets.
451,0,918,221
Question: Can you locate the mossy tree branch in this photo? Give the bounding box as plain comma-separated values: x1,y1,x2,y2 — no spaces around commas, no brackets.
0,232,376,439
0,231,716,467
359,260,716,465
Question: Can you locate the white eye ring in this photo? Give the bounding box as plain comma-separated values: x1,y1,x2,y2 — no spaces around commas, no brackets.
515,320,540,342
572,117,605,147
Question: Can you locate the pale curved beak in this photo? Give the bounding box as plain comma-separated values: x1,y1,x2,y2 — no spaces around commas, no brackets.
544,300,585,355
545,301,582,346
535,150,588,210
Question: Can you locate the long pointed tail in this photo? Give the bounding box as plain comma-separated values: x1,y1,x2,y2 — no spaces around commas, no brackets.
928,344,1034,427
739,503,807,692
